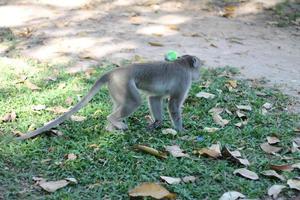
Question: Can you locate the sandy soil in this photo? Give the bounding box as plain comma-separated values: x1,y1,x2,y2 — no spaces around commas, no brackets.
0,0,299,110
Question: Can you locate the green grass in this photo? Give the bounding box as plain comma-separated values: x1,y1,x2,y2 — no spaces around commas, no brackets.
0,58,299,200
272,0,300,27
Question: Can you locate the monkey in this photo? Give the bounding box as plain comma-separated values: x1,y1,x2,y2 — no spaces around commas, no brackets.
18,55,203,140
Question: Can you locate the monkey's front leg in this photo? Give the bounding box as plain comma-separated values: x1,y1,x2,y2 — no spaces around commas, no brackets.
168,96,184,131
148,96,163,130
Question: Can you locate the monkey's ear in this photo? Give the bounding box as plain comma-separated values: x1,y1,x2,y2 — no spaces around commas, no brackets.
191,56,202,68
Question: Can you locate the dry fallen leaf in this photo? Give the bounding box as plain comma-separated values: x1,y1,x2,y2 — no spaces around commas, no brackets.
129,16,143,25
162,128,177,136
292,139,300,153
39,180,68,192
233,168,259,180
270,164,294,172
70,115,86,122
134,145,167,159
167,24,179,31
267,136,280,144
196,143,222,159
128,183,176,199
148,42,164,47
219,191,246,200
263,102,272,110
46,106,69,114
260,142,282,154
165,145,189,158
292,163,300,169
268,184,286,199
227,80,237,88
213,114,230,127
24,80,40,91
58,83,66,89
236,105,252,111
203,127,219,133
222,147,250,166
32,105,46,111
160,176,181,185
66,153,77,161
222,5,237,18
287,179,300,191
182,176,196,183
65,96,73,105
236,110,246,119
49,129,64,137
196,91,215,99
234,120,248,128
209,107,224,115
261,170,285,181
1,111,16,122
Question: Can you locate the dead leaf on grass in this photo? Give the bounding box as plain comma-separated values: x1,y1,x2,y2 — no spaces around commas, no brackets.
267,136,280,144
24,80,40,91
32,105,46,111
208,107,224,115
162,128,177,136
38,178,77,192
203,127,219,133
268,184,286,199
213,114,230,127
227,80,237,88
270,164,294,172
182,176,196,183
48,129,64,137
291,140,300,153
196,91,216,99
263,102,272,110
234,120,248,128
292,163,300,170
236,105,252,111
236,110,246,119
46,106,69,114
195,143,222,159
128,182,176,199
134,145,167,159
287,179,300,191
65,96,73,105
148,42,164,47
70,115,86,122
165,145,189,158
1,111,16,122
222,147,250,166
160,176,181,185
66,153,77,161
261,170,285,181
219,191,246,200
260,142,282,154
233,168,259,180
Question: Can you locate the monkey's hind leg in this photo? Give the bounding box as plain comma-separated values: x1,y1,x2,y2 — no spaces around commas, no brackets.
148,96,163,130
107,81,141,131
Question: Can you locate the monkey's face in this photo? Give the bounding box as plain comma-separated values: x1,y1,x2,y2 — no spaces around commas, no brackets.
189,56,204,82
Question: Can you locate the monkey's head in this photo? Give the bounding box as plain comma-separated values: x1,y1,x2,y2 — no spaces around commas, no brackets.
179,55,204,82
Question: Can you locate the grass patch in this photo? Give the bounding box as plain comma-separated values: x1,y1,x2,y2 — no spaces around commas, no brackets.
0,58,299,199
271,0,300,27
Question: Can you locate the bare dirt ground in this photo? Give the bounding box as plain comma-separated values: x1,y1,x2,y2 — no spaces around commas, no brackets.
0,0,299,110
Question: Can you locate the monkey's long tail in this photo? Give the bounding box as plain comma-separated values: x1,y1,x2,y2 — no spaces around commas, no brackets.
18,74,109,140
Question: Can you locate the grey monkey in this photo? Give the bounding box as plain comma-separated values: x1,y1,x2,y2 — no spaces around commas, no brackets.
18,55,203,140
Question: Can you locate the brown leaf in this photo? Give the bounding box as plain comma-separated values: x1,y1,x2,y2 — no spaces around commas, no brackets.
236,105,252,111
227,80,237,88
46,106,69,114
222,5,237,18
165,145,189,158
129,16,143,25
287,179,300,191
270,164,294,172
213,114,230,127
65,97,73,106
128,183,176,199
260,143,282,154
267,136,280,144
32,105,46,111
181,176,196,183
203,127,219,133
66,153,77,161
208,107,224,115
1,111,16,122
263,102,272,110
49,129,64,137
161,128,177,136
222,147,250,166
70,115,86,122
167,25,180,31
39,180,69,192
160,176,181,184
196,143,221,159
233,168,259,180
148,42,164,47
219,191,246,200
196,92,216,99
261,170,285,181
268,185,286,199
134,145,167,159
236,110,246,118
24,80,40,91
